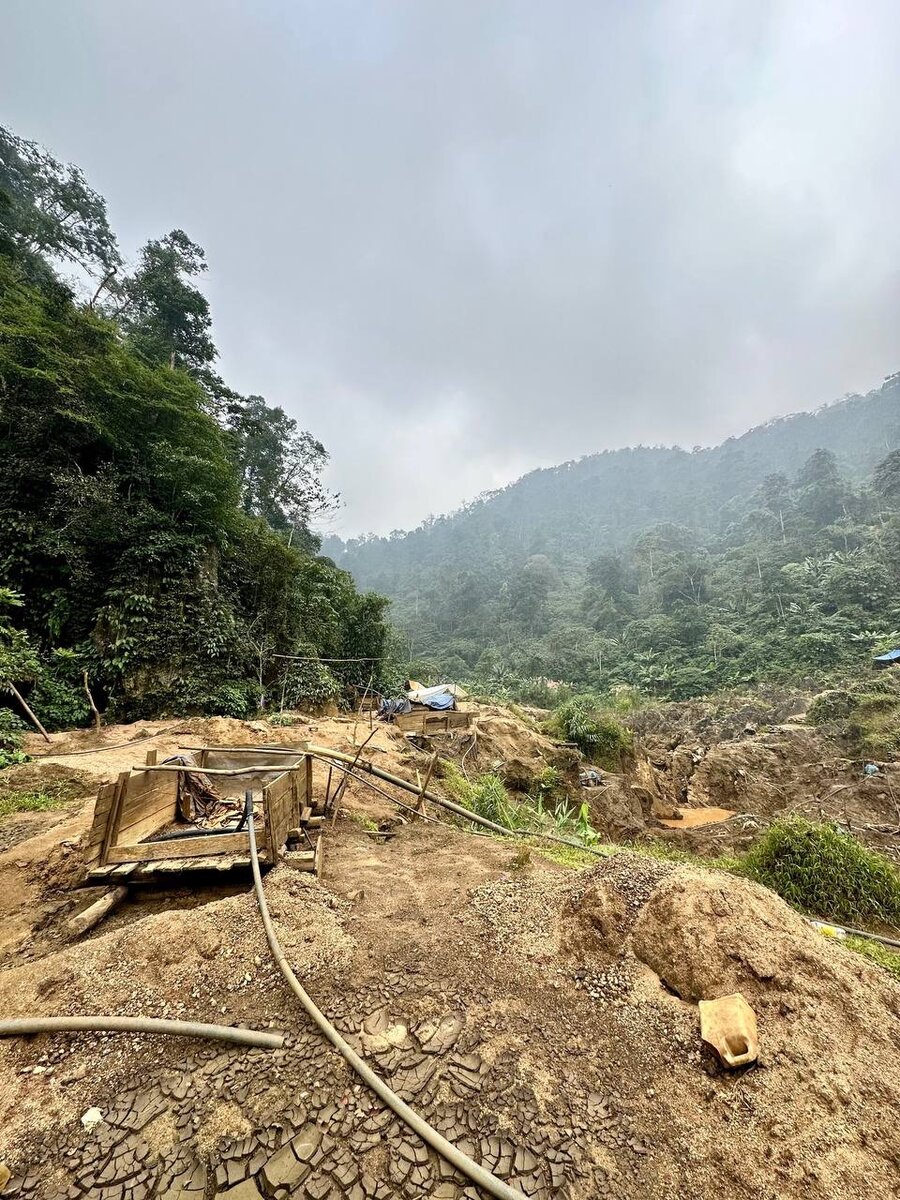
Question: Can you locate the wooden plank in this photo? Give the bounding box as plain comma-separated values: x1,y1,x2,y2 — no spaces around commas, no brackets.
87,855,259,881
84,865,116,882
99,773,129,866
116,792,175,833
109,863,139,881
83,782,119,868
393,709,471,734
182,743,310,756
264,771,294,865
117,807,176,844
134,855,254,878
107,830,258,864
130,764,298,776
103,769,179,850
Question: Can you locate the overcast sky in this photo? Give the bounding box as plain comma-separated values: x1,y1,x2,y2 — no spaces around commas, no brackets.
3,1,899,536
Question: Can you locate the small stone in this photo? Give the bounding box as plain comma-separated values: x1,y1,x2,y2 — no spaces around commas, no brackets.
81,1108,104,1131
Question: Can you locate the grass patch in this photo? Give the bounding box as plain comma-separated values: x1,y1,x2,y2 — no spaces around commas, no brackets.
530,841,608,869
844,935,900,981
740,816,900,926
617,838,740,871
0,785,70,818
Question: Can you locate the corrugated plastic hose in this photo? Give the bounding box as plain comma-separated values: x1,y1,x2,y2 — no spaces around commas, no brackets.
245,793,526,1200
0,1016,283,1048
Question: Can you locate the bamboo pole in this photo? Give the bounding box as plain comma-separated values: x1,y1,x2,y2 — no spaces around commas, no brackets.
132,764,302,776
8,682,51,743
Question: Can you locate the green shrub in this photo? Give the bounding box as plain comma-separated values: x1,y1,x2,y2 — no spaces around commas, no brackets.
440,761,526,830
175,678,259,718
30,670,90,730
807,674,900,758
531,765,563,802
469,774,510,825
807,689,855,725
279,659,341,709
740,817,900,925
0,709,27,750
547,695,632,767
0,710,29,767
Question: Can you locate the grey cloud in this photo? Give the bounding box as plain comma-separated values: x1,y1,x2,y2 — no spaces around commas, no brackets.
3,0,899,533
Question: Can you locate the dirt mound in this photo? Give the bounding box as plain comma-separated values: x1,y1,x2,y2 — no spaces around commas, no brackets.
0,763,94,855
468,852,900,1197
629,686,809,744
466,705,580,784
630,870,837,1002
581,777,647,838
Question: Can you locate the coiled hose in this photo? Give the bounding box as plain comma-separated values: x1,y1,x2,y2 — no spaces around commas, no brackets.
245,792,526,1200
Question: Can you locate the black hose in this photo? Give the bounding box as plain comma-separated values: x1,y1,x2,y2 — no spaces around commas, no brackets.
145,827,223,843
234,791,252,832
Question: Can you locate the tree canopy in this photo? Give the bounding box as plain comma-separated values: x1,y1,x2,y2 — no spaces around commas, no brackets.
0,124,389,725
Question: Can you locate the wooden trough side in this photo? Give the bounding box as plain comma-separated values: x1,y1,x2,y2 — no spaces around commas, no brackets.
393,709,473,735
82,746,316,883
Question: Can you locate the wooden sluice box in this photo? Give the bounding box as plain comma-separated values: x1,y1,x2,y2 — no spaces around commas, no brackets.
83,744,323,883
393,708,472,735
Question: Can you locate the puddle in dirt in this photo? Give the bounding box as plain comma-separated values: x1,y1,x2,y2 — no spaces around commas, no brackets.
658,806,735,828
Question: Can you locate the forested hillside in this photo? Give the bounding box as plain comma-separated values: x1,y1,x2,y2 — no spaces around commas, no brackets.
326,378,900,701
0,125,390,727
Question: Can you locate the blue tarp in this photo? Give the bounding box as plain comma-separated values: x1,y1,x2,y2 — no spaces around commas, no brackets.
874,648,900,664
420,691,455,710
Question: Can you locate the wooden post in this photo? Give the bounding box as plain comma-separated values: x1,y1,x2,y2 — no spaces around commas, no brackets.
415,753,438,818
145,749,158,766
66,886,127,939
7,682,51,743
82,670,102,731
306,753,315,813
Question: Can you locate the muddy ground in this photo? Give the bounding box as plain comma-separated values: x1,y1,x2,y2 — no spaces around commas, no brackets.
0,706,898,1199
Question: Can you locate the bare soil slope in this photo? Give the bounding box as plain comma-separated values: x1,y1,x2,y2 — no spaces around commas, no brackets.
0,709,897,1199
